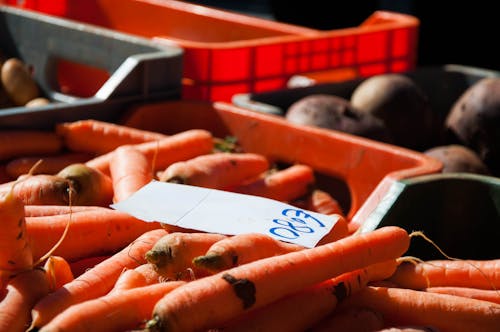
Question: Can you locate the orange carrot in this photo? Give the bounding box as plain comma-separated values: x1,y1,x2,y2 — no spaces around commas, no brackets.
192,233,305,273
56,119,167,155
220,259,397,332
338,285,500,332
0,130,62,161
159,152,270,189
144,226,410,332
85,129,214,175
109,263,164,293
109,145,153,202
305,188,345,217
30,228,168,329
0,268,50,332
69,255,111,278
424,286,500,305
308,306,384,332
27,208,162,263
388,259,500,290
38,280,185,332
145,232,228,281
110,268,151,293
0,184,33,286
0,174,72,206
229,164,315,202
24,205,107,217
43,256,74,292
316,215,349,245
5,152,93,178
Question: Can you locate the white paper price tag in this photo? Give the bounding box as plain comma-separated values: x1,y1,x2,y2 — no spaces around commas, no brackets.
111,181,339,248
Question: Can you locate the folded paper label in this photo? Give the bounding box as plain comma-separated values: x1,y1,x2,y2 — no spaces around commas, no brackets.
111,180,338,248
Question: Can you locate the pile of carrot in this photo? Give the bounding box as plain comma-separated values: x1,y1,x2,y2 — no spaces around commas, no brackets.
0,119,498,332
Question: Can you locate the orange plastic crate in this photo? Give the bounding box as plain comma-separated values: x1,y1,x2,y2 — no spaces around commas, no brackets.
5,0,419,102
120,100,441,228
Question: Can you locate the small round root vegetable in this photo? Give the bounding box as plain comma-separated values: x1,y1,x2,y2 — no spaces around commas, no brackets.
57,163,114,206
285,94,391,143
424,144,491,175
0,57,40,106
350,73,435,150
445,77,500,176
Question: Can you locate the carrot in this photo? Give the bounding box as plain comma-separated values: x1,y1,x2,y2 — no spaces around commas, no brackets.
388,259,500,290
305,188,345,217
219,259,397,332
144,226,410,332
38,281,186,332
424,286,500,305
5,152,93,179
338,285,500,332
158,152,270,189
27,208,162,263
24,205,107,217
56,119,167,155
56,163,114,206
229,164,315,202
308,306,384,332
30,228,168,329
0,174,72,206
43,256,74,292
110,267,151,293
0,268,50,332
316,214,349,245
192,233,305,273
145,232,228,281
0,184,33,286
85,129,214,175
69,255,111,278
0,130,62,161
109,145,153,202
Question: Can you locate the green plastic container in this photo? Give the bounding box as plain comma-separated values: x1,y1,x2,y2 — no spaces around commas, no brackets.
355,173,500,260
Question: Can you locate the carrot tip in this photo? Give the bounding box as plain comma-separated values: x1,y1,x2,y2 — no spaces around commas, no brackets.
192,254,226,271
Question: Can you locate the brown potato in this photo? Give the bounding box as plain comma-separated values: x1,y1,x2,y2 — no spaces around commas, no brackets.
285,94,391,142
424,144,490,175
25,97,50,107
1,57,40,106
445,77,500,176
350,73,435,151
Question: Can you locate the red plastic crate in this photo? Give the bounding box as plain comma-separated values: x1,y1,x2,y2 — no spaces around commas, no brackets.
120,100,441,228
4,0,419,102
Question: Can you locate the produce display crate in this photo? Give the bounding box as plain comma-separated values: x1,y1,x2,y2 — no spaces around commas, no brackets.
0,5,183,130
233,64,500,118
3,0,419,102
119,99,442,225
355,173,500,260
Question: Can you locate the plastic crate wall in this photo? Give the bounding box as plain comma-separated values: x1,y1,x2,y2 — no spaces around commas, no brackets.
3,0,419,102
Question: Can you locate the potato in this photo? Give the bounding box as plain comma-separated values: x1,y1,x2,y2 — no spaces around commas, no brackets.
25,97,50,108
424,144,490,175
285,94,391,142
1,57,40,106
350,73,435,151
445,77,500,176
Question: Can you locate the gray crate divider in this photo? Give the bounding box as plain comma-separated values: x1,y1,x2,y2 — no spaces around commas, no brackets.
0,6,184,129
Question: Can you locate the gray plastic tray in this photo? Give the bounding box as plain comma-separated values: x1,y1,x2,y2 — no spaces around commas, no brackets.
0,6,183,129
